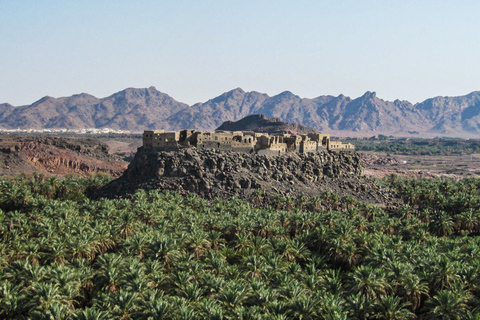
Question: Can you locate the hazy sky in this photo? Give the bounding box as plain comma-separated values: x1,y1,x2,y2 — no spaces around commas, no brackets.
1,0,479,106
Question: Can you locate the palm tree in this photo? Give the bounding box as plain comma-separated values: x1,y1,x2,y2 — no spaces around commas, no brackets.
235,305,263,320
279,280,305,301
295,193,307,211
0,183,32,211
47,238,70,265
267,299,288,318
177,283,204,301
454,209,478,233
2,260,46,289
429,211,455,236
342,195,357,212
208,230,226,250
319,269,344,296
217,281,248,311
397,272,429,311
308,196,322,211
283,239,309,263
287,295,319,320
29,303,70,320
28,282,66,314
464,311,480,320
197,298,223,320
96,290,139,320
115,209,139,239
93,253,124,293
146,236,182,271
347,265,390,301
123,234,149,259
47,264,85,309
243,255,266,279
0,281,29,318
345,293,370,320
72,307,110,320
422,289,469,320
185,229,211,260
317,293,348,320
284,196,295,212
253,188,264,206
428,256,462,291
372,295,415,320
247,279,276,307
328,237,358,269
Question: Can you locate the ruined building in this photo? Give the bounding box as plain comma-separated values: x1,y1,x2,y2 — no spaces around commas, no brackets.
142,129,354,154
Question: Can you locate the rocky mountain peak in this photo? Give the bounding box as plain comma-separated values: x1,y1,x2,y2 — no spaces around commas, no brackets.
111,87,163,100
229,87,245,95
35,96,56,104
71,93,96,99
277,91,299,99
360,91,377,100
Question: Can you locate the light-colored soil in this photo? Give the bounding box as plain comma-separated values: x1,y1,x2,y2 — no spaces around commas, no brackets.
361,151,480,179
103,140,141,156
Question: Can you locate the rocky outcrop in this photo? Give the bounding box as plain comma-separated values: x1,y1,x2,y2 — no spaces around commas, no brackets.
98,148,396,205
0,135,128,177
216,114,319,135
360,153,400,166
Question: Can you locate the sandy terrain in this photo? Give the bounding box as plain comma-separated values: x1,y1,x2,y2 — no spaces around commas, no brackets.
361,152,480,179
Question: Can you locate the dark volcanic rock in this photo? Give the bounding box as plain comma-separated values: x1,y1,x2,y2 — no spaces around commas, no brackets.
97,148,396,206
217,114,319,135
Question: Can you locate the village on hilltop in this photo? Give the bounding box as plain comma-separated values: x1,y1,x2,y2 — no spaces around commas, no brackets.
143,129,354,155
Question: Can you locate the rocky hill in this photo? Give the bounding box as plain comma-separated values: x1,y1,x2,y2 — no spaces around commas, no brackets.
2,87,480,136
216,114,319,135
97,148,396,206
0,135,127,177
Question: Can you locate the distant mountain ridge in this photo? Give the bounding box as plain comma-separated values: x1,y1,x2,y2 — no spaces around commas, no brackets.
1,86,480,136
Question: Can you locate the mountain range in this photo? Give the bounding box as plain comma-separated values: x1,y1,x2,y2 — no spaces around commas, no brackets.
1,86,480,137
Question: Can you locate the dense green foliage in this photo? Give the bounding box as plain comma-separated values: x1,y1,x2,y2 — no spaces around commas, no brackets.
1,174,480,319
348,138,480,156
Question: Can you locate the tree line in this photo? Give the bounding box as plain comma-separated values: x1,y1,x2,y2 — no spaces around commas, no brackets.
348,138,480,156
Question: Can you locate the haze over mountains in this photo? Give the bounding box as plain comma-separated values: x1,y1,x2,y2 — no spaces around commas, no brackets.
1,86,480,137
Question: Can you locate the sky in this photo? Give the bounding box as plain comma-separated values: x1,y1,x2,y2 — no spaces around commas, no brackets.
1,0,479,106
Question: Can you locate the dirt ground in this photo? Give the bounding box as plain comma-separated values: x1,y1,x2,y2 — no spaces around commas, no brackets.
362,151,480,179
103,140,142,161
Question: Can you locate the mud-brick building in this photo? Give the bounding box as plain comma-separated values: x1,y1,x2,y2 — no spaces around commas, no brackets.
142,130,180,149
142,129,354,154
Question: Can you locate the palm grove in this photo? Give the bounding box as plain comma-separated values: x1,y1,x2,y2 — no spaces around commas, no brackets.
1,173,480,319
